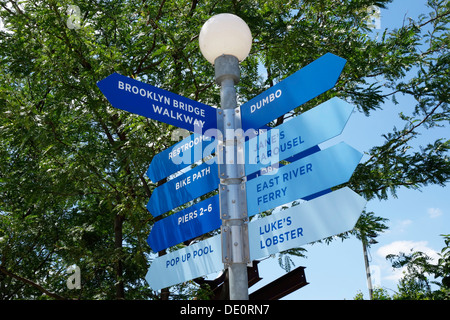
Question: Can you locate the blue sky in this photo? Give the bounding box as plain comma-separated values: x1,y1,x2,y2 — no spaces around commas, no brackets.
247,0,449,300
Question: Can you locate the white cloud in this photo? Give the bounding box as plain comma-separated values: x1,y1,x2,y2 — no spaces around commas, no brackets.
384,266,406,282
375,240,440,282
427,207,443,218
377,240,438,260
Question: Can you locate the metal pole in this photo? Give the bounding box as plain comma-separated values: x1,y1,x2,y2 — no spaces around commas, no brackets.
362,238,373,300
214,54,249,300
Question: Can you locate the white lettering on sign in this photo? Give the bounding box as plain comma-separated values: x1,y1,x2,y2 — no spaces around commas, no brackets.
250,89,282,113
152,104,205,128
117,80,206,128
173,99,206,117
175,166,211,190
177,203,213,225
168,135,210,160
118,80,171,104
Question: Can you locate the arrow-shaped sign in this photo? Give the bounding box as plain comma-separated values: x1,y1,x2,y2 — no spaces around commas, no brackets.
240,53,347,131
97,73,217,134
244,97,354,176
146,233,222,291
147,133,217,183
145,187,366,291
147,145,331,253
147,160,219,217
147,95,356,250
246,142,362,216
147,194,220,252
249,187,367,260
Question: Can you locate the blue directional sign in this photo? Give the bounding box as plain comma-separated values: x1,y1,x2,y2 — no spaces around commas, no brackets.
147,133,217,183
146,97,354,251
147,195,220,252
146,160,219,217
240,53,347,131
249,187,367,261
97,73,217,134
148,145,331,253
146,234,222,291
246,142,362,216
145,187,366,291
244,97,354,176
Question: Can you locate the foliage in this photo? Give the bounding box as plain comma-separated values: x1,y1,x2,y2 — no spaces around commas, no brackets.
0,0,448,299
386,234,450,300
354,287,393,300
355,234,450,300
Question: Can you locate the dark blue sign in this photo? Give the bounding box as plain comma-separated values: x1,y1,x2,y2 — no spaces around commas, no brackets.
246,142,362,216
146,133,217,183
97,73,217,134
149,145,332,252
147,195,220,252
240,53,347,131
147,160,219,217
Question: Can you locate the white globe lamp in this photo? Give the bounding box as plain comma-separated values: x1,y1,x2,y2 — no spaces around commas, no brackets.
199,13,252,64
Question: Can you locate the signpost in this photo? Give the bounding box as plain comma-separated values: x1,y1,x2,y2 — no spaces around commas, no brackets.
240,53,347,131
97,17,364,299
145,187,366,291
146,145,334,253
246,142,362,216
97,72,217,134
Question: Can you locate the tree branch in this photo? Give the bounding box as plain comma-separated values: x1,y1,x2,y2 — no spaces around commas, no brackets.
0,266,66,300
364,101,444,166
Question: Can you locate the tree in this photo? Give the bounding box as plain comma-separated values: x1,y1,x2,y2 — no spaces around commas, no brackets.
354,287,393,300
355,234,450,300
386,234,450,300
0,0,449,299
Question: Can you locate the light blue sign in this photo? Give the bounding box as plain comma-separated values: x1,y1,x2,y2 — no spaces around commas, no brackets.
246,142,362,216
244,97,354,175
147,195,220,252
148,145,329,253
147,160,219,217
145,234,222,291
146,133,217,183
97,73,217,134
249,187,367,260
240,53,347,131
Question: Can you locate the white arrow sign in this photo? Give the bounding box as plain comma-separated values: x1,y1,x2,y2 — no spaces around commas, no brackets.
145,234,222,291
249,187,367,260
145,187,366,291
